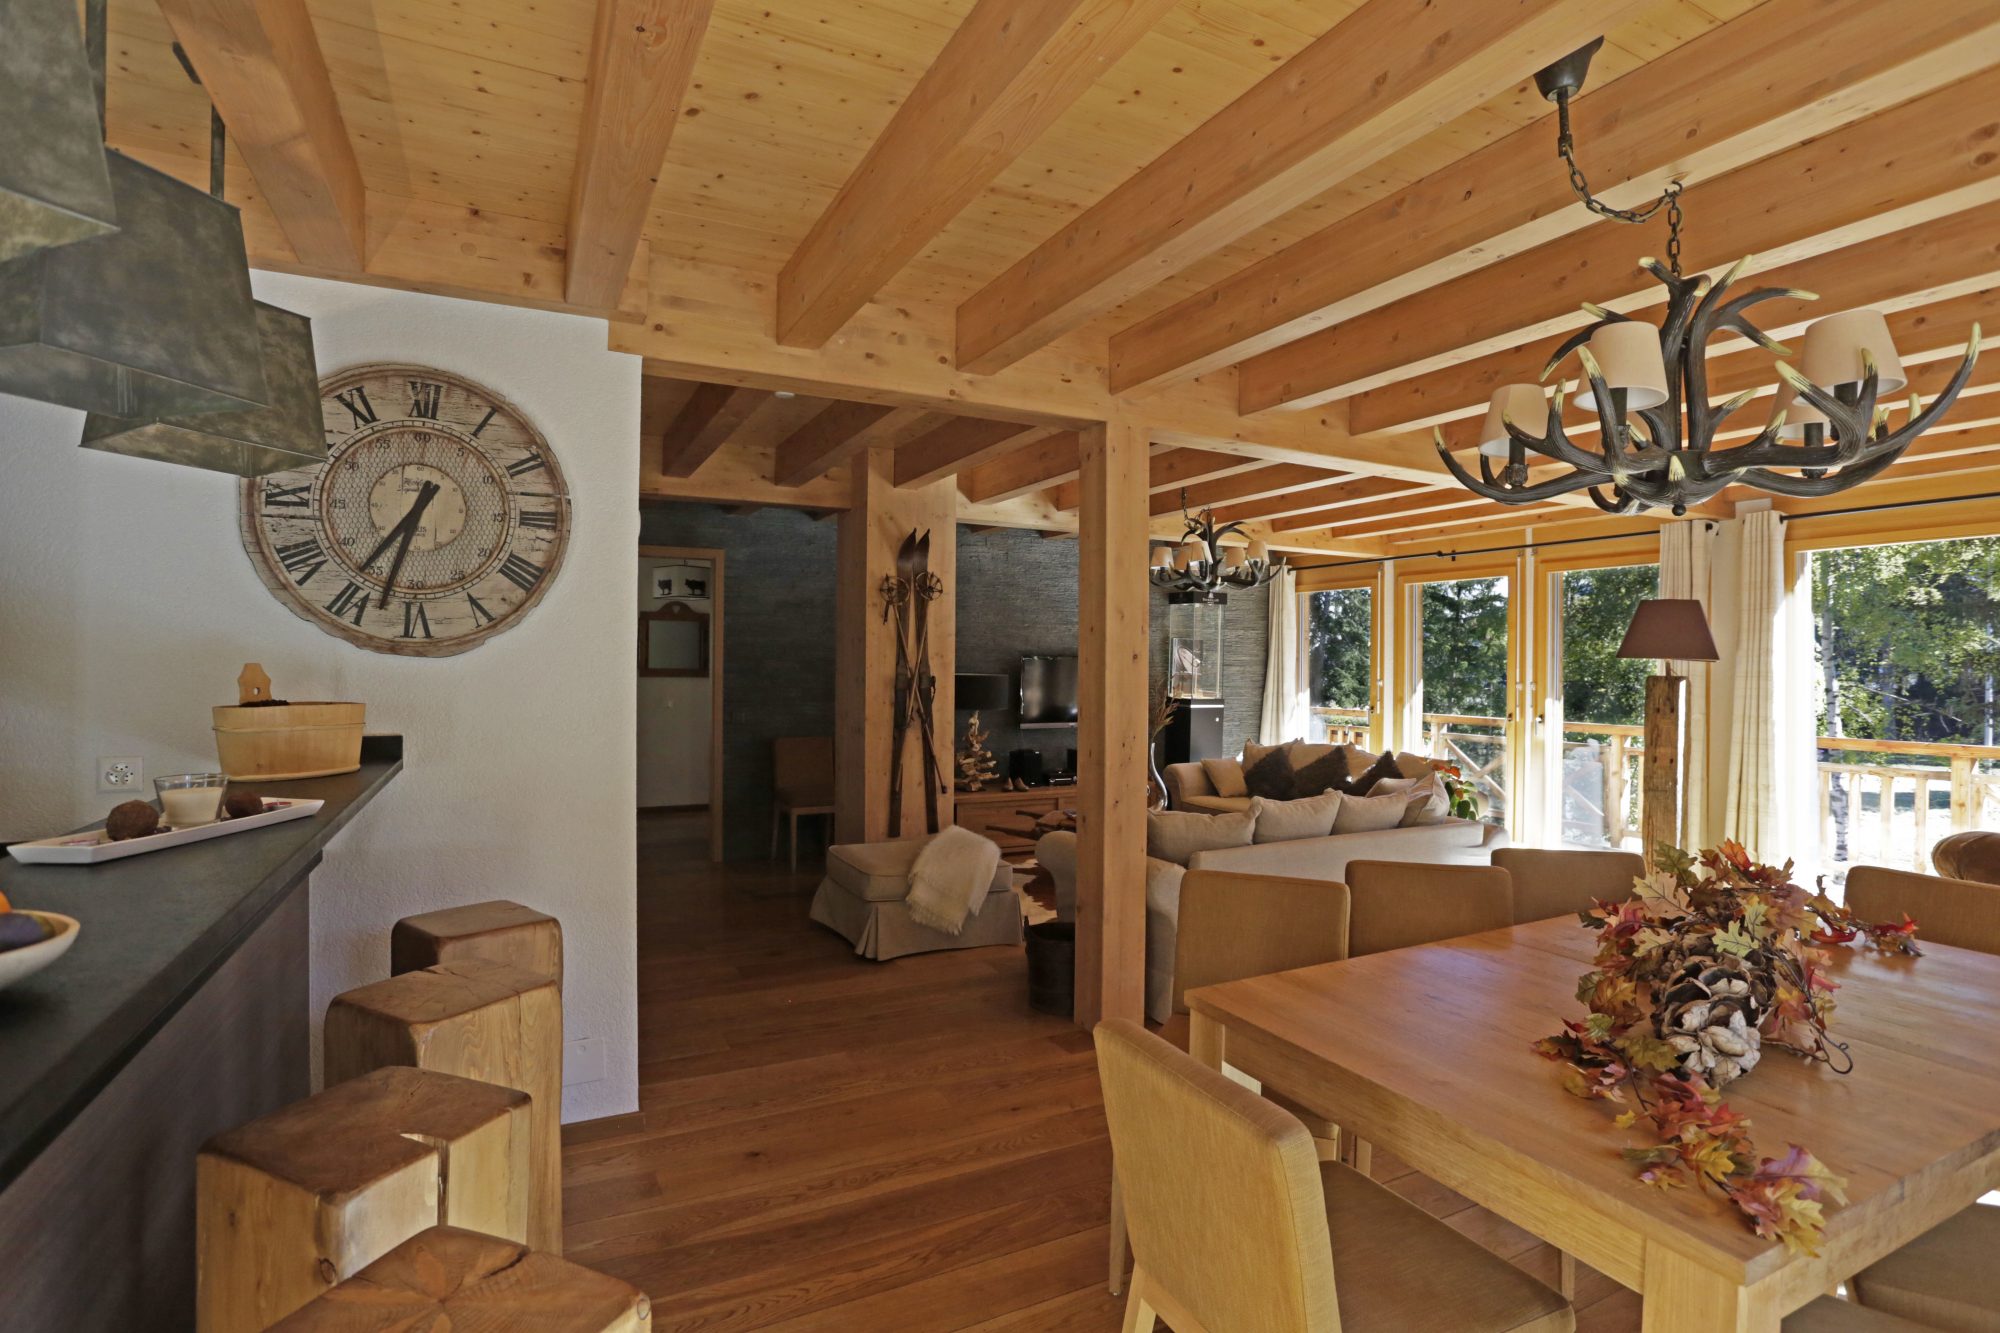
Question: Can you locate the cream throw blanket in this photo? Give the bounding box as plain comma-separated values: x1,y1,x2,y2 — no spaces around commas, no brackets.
906,827,1000,935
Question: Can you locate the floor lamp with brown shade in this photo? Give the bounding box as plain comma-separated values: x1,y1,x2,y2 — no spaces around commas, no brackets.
1617,599,1719,864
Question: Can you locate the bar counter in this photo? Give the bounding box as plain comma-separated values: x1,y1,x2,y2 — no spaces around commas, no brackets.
0,735,401,1329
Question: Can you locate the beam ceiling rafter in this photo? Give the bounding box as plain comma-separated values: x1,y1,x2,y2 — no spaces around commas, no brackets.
776,0,1181,347
1108,0,2000,394
1044,447,1268,513
660,382,773,477
960,432,1083,505
1241,67,2000,415
1212,476,1430,526
953,0,1634,375
566,0,716,308
1351,203,2000,438
772,402,935,488
1151,464,1351,518
893,418,1053,490
154,0,366,270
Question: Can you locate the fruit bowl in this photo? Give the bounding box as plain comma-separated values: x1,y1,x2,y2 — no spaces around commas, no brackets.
0,912,80,992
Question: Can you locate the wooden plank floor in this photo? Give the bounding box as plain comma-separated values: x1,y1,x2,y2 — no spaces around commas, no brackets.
563,811,1643,1330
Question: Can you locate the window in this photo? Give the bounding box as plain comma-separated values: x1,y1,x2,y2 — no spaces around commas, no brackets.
1414,575,1510,825
1303,586,1373,742
1554,564,1657,849
1808,536,2000,880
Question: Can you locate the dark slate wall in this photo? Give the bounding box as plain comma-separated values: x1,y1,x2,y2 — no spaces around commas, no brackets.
639,504,838,861
636,508,1271,859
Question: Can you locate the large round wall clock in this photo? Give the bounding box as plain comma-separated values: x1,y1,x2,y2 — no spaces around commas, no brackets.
240,363,571,658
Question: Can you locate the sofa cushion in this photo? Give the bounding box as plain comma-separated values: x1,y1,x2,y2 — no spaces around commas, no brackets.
827,836,1012,903
1346,749,1404,795
1241,741,1294,800
1202,757,1248,799
1186,820,1503,884
1147,808,1257,865
1249,791,1343,843
1183,794,1253,814
1288,746,1349,798
1374,773,1449,826
1343,746,1434,782
1333,790,1411,834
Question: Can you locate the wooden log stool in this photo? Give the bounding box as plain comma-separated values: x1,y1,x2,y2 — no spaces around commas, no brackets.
392,899,563,991
269,1225,650,1332
196,1066,531,1333
324,959,565,1253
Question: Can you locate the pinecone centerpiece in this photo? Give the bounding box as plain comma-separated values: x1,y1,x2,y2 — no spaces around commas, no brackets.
1534,840,1924,1255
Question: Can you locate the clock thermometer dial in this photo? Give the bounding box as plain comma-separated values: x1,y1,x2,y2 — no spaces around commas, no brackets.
241,364,571,657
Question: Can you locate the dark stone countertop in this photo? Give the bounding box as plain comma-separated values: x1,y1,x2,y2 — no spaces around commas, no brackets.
0,736,402,1189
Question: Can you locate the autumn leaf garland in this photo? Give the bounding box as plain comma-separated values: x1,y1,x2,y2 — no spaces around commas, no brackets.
1534,841,1921,1254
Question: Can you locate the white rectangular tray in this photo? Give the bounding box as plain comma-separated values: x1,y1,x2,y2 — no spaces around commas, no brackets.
6,799,325,865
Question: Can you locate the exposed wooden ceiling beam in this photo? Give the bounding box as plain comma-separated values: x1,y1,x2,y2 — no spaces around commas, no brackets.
1277,487,1491,533
1351,203,2000,437
1213,476,1427,525
775,0,1178,347
772,402,933,487
960,432,1083,505
953,0,1627,374
893,418,1049,489
1241,67,2000,415
1331,499,1572,540
1151,464,1348,518
155,0,365,270
1107,0,2000,394
1044,447,1266,513
661,383,771,477
566,0,715,308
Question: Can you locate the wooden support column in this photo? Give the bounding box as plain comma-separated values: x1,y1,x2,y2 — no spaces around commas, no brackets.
1075,419,1149,1027
835,449,956,845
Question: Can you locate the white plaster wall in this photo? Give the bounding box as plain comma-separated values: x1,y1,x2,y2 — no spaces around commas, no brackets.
0,272,639,1122
636,556,713,807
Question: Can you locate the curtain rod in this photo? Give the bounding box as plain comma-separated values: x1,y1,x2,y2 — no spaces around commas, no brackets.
1283,488,2000,573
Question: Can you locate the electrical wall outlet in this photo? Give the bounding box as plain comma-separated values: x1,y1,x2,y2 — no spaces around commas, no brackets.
563,1036,605,1087
98,757,144,794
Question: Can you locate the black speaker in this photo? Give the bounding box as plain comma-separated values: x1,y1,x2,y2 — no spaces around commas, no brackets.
1160,700,1226,764
1009,749,1047,785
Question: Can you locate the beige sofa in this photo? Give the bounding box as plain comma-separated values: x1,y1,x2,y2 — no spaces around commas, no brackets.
1166,741,1436,813
1038,812,1505,1023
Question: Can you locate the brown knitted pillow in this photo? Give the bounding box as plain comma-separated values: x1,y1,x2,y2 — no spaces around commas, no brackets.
1344,749,1405,796
1241,742,1295,800
1288,746,1350,798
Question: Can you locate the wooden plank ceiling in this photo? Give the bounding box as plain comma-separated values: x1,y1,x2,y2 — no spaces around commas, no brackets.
100,0,2000,553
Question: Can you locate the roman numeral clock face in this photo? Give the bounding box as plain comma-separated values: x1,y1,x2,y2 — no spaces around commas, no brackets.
240,364,571,657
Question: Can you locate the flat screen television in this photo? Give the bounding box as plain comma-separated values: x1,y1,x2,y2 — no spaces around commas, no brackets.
1018,654,1078,728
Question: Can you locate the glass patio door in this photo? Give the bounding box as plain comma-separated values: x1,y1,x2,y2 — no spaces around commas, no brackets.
1300,581,1379,747
1402,567,1517,828
1540,561,1658,850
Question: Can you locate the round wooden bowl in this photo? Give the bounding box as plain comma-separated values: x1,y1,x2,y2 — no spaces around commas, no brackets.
0,912,80,991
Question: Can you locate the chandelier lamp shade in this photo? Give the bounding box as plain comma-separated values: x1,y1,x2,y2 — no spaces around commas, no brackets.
1438,42,1980,517
0,0,120,264
1149,489,1284,603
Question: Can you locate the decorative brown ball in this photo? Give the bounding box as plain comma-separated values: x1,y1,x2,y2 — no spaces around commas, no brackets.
222,789,266,820
105,800,160,841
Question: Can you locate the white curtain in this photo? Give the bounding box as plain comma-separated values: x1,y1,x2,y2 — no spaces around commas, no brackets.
1260,566,1304,744
1724,511,1821,873
1659,521,1717,849
1724,511,1784,858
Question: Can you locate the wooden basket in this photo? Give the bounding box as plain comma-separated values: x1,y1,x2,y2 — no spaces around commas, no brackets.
212,663,365,782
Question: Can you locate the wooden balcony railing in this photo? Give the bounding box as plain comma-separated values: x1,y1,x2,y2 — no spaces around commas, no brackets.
1562,722,1644,849
1816,736,2000,873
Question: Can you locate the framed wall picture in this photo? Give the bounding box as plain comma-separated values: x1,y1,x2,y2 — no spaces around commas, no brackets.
640,600,711,677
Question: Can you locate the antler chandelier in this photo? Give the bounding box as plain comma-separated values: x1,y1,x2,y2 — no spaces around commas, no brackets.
1438,40,1980,517
1149,489,1283,602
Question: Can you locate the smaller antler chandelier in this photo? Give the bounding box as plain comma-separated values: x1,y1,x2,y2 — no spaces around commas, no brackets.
1150,489,1284,603
1438,40,1980,517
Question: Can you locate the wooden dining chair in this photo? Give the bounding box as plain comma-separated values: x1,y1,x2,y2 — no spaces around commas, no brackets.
1112,871,1350,1294
1836,864,2000,1331
1093,1019,1575,1333
1491,847,1644,924
1845,864,2000,955
1344,860,1515,958
769,736,835,871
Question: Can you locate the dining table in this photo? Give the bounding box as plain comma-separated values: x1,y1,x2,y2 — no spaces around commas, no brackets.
1183,915,2000,1332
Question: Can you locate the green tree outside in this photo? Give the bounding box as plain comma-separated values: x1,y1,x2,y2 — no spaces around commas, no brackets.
1305,587,1372,710
1561,564,1658,726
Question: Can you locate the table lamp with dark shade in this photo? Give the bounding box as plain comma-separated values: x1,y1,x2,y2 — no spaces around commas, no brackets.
953,674,1011,792
1617,598,1719,862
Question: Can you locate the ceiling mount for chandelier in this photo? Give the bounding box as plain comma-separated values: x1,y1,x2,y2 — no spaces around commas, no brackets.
1148,489,1284,603
1437,39,1980,517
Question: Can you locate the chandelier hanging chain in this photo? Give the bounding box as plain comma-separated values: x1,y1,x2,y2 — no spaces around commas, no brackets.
1553,85,1684,277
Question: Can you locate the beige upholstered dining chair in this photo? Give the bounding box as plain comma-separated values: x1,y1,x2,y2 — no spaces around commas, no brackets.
1111,871,1351,1294
1845,864,2000,956
1343,860,1515,958
1836,865,2000,1330
1491,847,1644,924
1094,1019,1575,1333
